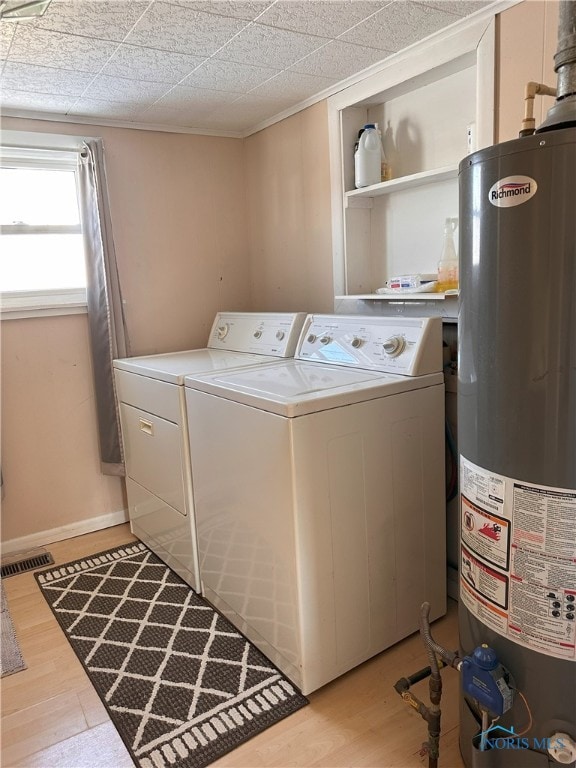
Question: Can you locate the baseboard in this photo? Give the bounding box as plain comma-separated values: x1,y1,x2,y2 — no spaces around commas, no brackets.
0,509,129,556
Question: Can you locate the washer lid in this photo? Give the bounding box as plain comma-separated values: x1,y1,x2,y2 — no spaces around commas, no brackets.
113,349,280,385
185,360,443,417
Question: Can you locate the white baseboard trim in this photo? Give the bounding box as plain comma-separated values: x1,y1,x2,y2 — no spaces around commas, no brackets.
1,509,129,556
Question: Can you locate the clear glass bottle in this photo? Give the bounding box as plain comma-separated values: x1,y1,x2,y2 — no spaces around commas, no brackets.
437,218,459,292
375,122,392,182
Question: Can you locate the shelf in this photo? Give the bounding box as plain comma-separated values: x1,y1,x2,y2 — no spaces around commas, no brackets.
345,165,459,203
336,291,459,301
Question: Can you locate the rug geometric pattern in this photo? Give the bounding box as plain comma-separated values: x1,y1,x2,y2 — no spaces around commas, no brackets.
36,543,308,768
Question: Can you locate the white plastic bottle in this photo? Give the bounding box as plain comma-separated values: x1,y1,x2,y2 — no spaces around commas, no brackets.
354,124,381,188
437,218,459,292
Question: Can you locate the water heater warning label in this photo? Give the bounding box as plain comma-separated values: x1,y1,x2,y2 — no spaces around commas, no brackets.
460,456,576,661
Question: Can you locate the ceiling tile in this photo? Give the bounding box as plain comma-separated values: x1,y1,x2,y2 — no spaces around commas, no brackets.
416,1,491,16
68,98,147,120
290,39,388,80
0,87,76,112
137,101,220,126
31,0,151,43
125,2,248,56
180,58,280,93
339,0,461,52
256,0,389,38
152,84,235,109
164,1,274,21
215,23,329,69
248,70,337,100
7,26,119,73
1,24,15,59
0,62,94,96
83,74,169,103
101,44,206,84
0,0,494,134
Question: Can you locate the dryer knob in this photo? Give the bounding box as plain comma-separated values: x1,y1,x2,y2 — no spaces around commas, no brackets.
307,334,317,343
383,335,405,357
320,336,332,345
217,324,229,340
351,337,363,348
253,330,262,339
276,331,285,340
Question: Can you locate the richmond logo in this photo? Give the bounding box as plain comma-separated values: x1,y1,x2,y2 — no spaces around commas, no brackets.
489,176,538,207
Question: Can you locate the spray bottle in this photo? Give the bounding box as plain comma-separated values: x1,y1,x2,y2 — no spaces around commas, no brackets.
437,218,459,292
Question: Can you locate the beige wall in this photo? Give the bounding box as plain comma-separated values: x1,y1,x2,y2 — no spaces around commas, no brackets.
497,0,559,142
245,101,334,314
1,314,126,542
1,118,252,547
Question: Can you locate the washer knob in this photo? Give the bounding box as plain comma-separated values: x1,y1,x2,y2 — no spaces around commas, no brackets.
383,335,405,357
217,324,229,340
320,336,332,345
307,334,317,343
253,330,262,339
276,330,285,340
351,337,363,349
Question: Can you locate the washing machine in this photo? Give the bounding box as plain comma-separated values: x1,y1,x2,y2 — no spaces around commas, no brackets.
113,312,306,592
184,314,447,693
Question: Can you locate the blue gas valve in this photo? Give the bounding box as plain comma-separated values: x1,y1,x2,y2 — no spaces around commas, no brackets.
461,644,514,716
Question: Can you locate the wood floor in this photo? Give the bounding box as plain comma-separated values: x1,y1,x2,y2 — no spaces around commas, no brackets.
1,524,464,768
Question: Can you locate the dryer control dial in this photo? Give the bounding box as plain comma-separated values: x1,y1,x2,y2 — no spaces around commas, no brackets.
307,333,317,344
383,335,406,357
276,330,285,341
351,337,363,349
253,330,263,339
320,336,332,345
217,324,229,340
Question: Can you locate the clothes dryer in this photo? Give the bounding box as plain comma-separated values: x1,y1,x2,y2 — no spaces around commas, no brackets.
113,312,306,591
184,314,447,693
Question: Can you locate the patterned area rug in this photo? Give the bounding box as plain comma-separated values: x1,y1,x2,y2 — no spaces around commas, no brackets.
1,582,27,677
36,543,308,768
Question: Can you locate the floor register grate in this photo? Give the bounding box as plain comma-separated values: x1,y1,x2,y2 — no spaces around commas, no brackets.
1,551,54,578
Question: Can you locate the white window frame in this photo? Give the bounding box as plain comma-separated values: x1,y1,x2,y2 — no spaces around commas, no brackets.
1,131,90,320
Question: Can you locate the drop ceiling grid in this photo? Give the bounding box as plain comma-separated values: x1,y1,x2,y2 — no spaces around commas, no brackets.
0,0,493,135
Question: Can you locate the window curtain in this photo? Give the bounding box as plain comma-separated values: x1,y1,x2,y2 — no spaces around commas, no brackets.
78,139,130,476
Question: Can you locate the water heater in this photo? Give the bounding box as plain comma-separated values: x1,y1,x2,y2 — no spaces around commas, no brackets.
458,123,576,767
457,5,576,764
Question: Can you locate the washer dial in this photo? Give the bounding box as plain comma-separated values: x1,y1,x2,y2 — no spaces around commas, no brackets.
383,335,406,357
217,324,229,340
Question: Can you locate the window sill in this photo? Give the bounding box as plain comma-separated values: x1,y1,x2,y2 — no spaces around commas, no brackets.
1,289,87,320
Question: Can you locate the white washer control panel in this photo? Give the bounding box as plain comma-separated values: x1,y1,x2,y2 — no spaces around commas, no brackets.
208,313,306,357
296,315,442,376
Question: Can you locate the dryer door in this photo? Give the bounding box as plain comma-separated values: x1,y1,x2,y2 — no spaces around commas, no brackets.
120,403,186,515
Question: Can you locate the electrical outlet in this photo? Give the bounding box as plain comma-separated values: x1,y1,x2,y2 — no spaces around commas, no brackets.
467,123,476,154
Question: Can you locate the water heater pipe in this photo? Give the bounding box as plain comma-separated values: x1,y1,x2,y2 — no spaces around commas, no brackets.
519,81,557,136
537,0,576,131
393,605,462,768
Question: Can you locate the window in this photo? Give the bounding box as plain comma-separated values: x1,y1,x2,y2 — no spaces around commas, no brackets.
0,144,87,318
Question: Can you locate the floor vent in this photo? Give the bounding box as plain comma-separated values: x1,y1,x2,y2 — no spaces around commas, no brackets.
1,551,54,578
